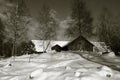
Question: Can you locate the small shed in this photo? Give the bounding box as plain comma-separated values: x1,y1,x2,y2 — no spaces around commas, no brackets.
51,44,62,52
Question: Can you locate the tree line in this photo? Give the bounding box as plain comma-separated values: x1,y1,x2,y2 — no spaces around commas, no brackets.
0,0,59,57
65,0,120,56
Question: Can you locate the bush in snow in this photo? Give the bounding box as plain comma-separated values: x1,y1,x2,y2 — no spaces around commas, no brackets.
65,65,72,70
101,66,112,72
104,52,115,57
74,71,81,77
97,66,113,78
74,68,88,77
4,63,12,68
29,69,43,79
75,68,88,74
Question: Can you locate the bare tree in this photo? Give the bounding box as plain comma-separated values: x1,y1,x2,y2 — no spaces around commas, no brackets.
98,7,120,56
0,18,5,56
37,4,59,52
5,0,31,59
98,8,112,45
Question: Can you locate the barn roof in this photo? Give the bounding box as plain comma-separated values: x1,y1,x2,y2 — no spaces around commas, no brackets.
63,35,94,47
31,40,69,52
91,42,108,52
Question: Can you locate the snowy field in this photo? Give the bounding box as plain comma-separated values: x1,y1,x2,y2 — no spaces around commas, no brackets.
0,51,120,80
76,51,120,71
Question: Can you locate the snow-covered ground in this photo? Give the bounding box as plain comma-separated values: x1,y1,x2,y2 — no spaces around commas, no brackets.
76,51,120,71
0,51,120,80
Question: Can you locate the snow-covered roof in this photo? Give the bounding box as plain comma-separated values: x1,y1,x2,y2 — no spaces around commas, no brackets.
31,40,69,52
91,42,108,52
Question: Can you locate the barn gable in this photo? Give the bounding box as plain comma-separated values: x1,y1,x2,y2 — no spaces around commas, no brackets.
62,36,94,51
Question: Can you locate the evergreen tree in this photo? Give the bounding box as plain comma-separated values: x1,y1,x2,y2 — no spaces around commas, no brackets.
66,0,93,38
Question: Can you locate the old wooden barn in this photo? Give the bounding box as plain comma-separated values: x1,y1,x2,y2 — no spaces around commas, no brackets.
62,36,94,51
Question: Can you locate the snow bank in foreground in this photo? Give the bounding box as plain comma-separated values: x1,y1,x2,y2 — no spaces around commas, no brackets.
0,51,120,80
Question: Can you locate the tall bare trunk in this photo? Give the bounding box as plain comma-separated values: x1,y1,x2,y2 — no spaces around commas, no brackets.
44,40,51,52
12,31,17,61
11,41,15,61
42,40,45,53
28,54,31,63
